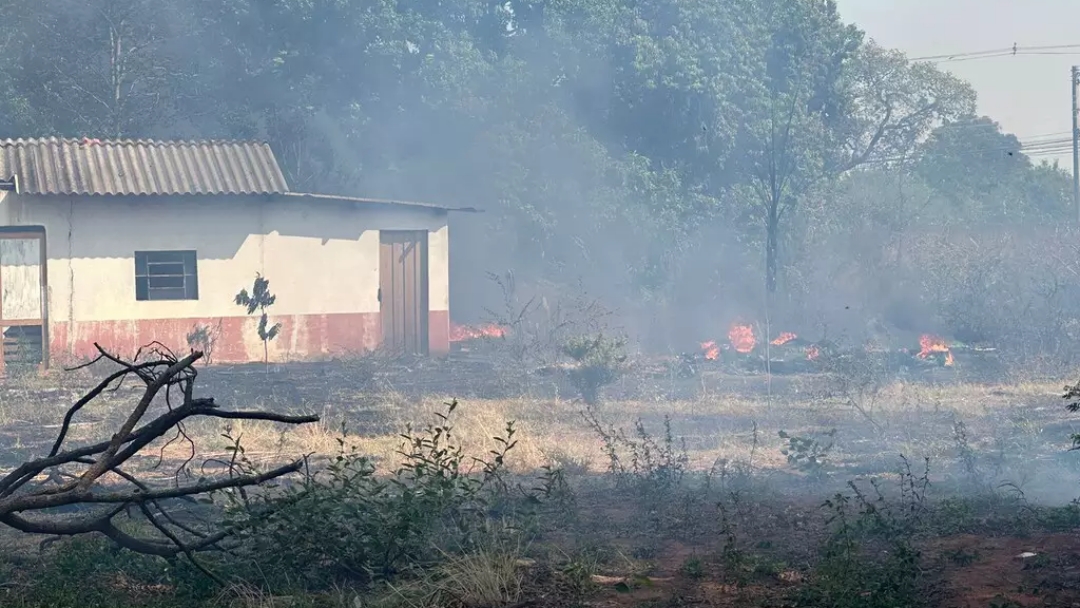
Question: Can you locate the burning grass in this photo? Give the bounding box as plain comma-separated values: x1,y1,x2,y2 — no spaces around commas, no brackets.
449,321,508,344
696,321,960,370
1,361,1079,608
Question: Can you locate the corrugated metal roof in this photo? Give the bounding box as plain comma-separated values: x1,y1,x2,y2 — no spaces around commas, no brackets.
0,137,288,196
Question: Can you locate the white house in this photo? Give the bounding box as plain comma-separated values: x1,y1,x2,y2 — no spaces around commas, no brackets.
0,137,475,371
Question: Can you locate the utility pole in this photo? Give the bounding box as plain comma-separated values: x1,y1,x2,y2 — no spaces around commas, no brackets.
1073,65,1079,223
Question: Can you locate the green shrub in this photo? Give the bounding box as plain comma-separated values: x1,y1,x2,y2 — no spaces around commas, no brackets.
561,333,627,404
219,401,559,590
778,428,836,474
795,459,930,608
583,412,689,529
1,536,213,608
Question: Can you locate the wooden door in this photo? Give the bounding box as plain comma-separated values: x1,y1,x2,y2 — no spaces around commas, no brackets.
379,231,429,355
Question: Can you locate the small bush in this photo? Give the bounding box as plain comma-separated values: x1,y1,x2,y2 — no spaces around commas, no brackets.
219,401,560,590
584,412,689,521
562,333,627,404
184,324,216,363
778,428,836,474
795,458,930,608
679,556,704,579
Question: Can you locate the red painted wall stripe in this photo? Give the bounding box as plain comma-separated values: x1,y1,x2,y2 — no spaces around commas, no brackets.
50,313,381,364
48,311,451,364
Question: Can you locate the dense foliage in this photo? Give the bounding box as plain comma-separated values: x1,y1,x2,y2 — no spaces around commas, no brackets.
0,0,1072,356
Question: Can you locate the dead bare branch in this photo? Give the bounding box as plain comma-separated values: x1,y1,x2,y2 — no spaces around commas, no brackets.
0,344,318,576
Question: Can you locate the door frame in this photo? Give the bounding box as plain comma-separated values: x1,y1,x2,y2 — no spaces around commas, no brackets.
379,230,430,355
0,225,49,373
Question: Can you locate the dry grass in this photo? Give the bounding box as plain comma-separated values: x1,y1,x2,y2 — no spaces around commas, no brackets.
428,546,524,608
219,584,360,608
209,535,527,608
209,378,1065,480
375,544,526,608
0,371,1070,494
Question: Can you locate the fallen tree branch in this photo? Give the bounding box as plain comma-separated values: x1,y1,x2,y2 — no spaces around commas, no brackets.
0,343,318,576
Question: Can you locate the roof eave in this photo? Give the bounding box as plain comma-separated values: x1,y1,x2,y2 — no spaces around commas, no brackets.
281,191,482,213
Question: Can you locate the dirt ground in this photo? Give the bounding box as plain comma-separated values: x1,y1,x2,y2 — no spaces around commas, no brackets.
934,534,1080,607
560,529,1080,608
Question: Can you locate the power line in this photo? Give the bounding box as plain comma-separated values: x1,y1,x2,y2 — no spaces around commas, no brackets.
909,43,1080,63
942,51,1080,63
910,43,1080,61
909,47,1010,61
1017,130,1072,140
1022,137,1073,151
930,51,1080,63
860,134,1074,167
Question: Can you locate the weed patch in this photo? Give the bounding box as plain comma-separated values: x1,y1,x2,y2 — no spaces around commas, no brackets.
219,401,561,590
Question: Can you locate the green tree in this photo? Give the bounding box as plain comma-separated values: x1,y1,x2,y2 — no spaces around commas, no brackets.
743,29,975,294
739,0,859,294
916,115,1072,222
1,0,203,137
829,41,976,171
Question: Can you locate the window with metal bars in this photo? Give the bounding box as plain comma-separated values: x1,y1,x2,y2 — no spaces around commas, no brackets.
134,250,199,301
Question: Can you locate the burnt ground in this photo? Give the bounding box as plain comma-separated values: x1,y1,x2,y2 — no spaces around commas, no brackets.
505,482,1080,608
1,349,1080,607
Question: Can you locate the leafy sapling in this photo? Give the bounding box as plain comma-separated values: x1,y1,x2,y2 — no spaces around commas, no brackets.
235,273,282,368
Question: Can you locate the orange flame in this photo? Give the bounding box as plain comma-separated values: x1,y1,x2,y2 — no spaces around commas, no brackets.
701,340,719,360
728,323,756,354
449,322,507,342
917,334,954,366
806,344,820,360
771,332,798,346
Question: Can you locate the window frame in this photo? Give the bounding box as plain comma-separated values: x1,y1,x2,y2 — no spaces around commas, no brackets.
134,250,199,301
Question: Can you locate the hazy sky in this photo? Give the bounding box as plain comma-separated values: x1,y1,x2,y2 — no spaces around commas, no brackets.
839,0,1080,165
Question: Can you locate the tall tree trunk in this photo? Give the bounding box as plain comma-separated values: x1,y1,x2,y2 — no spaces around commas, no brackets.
765,207,780,294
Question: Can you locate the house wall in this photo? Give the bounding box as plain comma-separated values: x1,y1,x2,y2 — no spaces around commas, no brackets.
0,191,451,363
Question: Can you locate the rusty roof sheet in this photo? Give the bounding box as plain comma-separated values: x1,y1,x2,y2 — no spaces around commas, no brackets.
0,137,289,196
